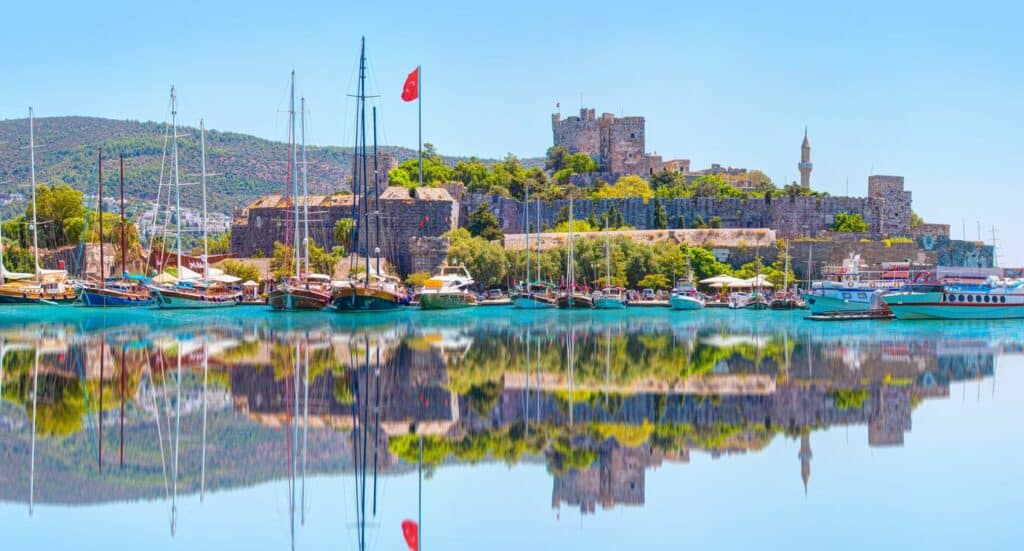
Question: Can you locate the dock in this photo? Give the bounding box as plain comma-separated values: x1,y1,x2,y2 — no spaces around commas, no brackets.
629,300,669,308
804,310,894,321
478,298,512,307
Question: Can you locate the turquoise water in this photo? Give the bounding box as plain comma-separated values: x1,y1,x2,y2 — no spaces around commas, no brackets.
0,305,1021,550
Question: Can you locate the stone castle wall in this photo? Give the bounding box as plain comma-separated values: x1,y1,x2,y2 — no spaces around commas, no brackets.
230,187,458,275
552,108,659,176
461,180,914,240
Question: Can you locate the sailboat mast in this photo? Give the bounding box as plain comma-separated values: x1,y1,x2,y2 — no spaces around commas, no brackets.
200,119,210,279
28,108,40,274
301,97,310,276
604,218,610,287
98,149,104,288
372,107,381,277
290,71,300,279
120,155,126,278
567,196,574,292
170,87,182,276
0,212,5,285
524,184,530,286
359,38,370,285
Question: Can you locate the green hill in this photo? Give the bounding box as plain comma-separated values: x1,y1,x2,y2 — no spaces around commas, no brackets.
0,116,542,217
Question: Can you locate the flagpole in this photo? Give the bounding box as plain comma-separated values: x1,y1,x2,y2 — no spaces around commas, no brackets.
417,65,423,188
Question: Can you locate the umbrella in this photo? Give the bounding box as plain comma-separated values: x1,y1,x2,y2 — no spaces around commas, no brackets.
727,280,753,288
242,280,259,287
746,274,774,287
152,272,178,284
700,274,744,285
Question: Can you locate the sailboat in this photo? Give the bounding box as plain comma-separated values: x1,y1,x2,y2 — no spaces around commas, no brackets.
331,39,406,313
512,188,557,309
269,75,332,311
78,153,153,306
0,108,76,304
147,92,241,308
557,196,593,309
769,241,802,310
593,219,625,309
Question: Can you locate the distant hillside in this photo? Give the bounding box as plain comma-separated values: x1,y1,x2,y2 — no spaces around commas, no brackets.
0,116,543,217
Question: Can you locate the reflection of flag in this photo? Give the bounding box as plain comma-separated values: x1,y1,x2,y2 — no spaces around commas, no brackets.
401,520,419,551
401,68,419,102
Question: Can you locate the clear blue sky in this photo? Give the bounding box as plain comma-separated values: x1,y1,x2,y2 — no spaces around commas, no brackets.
2,0,1022,263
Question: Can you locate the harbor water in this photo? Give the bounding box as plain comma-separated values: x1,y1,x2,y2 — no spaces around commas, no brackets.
1,305,1021,549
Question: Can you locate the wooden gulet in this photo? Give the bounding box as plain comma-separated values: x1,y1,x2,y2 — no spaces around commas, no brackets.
147,91,240,309
78,152,154,306
331,38,406,313
269,73,332,311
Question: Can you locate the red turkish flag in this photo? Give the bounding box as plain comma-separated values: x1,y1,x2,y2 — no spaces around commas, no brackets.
401,520,419,550
401,67,419,102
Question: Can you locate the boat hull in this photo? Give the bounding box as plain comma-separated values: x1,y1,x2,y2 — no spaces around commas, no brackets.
0,286,77,304
594,296,627,310
669,296,704,310
331,287,404,312
557,294,593,309
511,294,558,309
267,288,331,311
420,292,477,310
801,292,879,315
79,288,154,307
150,288,241,309
884,292,1024,320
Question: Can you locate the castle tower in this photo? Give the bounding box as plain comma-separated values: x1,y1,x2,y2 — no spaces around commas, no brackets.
799,127,812,188
799,432,812,495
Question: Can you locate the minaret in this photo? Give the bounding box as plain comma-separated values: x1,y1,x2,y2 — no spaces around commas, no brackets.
799,432,812,495
799,126,812,188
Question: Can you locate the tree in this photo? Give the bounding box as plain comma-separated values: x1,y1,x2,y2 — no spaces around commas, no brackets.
653,198,668,229
545,145,570,172
218,259,261,282
446,228,508,287
333,218,354,249
637,273,671,290
910,211,924,229
271,242,296,279
204,232,232,255
27,184,86,247
388,157,452,189
830,212,869,233
405,271,432,288
466,203,503,241
452,158,490,192
593,175,654,201
308,239,339,274
690,175,743,199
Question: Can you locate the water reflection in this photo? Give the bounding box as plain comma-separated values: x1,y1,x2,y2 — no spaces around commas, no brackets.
0,308,1013,547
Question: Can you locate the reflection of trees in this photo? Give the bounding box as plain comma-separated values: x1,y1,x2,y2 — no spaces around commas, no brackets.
446,329,795,393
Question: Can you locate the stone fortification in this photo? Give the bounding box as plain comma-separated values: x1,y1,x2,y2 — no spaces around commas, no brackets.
552,108,666,177
230,186,458,274
461,175,915,240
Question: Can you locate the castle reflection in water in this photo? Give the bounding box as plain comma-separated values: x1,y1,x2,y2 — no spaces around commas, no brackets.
0,311,1008,516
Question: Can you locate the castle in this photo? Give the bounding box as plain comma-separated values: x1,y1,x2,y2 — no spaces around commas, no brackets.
229,107,993,276
552,108,673,177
